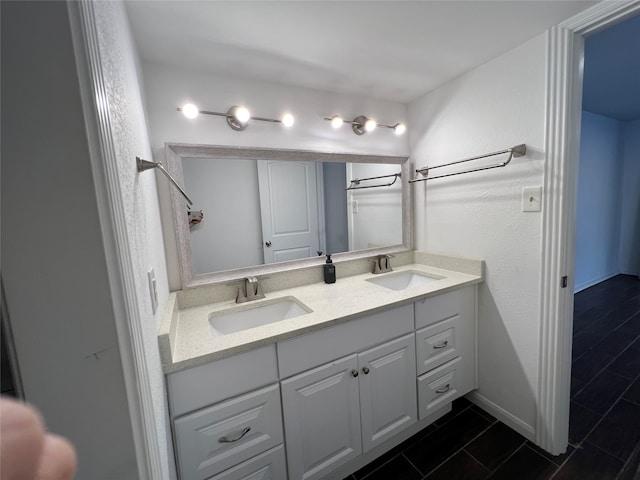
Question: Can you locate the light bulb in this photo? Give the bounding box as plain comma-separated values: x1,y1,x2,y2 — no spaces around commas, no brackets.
181,103,199,119
281,113,295,127
364,118,377,132
393,123,406,135
330,115,344,128
234,106,251,124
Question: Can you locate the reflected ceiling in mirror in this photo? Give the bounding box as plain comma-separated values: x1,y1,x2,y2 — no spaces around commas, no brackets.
165,144,411,288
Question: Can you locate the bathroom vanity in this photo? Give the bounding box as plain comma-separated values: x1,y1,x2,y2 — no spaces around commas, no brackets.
159,253,483,480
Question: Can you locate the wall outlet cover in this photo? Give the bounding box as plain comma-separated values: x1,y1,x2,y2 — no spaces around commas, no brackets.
522,186,542,212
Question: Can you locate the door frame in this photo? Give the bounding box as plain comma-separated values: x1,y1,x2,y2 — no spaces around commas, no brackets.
68,3,162,478
537,0,640,454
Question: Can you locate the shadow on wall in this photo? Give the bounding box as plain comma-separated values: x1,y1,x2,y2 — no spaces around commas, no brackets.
472,279,538,439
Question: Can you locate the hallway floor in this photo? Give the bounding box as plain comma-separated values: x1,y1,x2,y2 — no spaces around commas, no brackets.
343,274,640,480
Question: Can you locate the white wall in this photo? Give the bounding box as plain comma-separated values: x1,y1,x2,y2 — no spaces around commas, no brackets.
1,2,138,478
408,34,547,437
619,119,640,275
347,163,403,250
90,2,174,477
574,111,623,291
183,157,263,273
140,60,409,289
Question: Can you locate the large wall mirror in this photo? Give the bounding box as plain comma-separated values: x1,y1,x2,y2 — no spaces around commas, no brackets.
165,143,412,288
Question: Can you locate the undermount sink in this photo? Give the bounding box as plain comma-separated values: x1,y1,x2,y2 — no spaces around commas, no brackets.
366,270,442,291
209,297,312,336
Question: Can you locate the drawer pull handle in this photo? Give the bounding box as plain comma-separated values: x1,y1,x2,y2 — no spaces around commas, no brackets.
436,384,451,394
433,341,449,349
218,427,251,443
362,367,370,375
351,369,359,377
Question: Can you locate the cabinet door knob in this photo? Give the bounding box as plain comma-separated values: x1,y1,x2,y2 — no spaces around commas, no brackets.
362,367,370,374
436,384,451,394
218,427,251,443
433,341,448,349
351,369,359,377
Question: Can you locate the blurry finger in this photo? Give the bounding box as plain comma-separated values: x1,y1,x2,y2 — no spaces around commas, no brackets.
35,433,77,480
0,397,45,479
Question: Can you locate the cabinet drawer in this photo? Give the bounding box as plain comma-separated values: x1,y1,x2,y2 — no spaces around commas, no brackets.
174,384,283,480
415,289,461,329
416,316,460,375
206,445,286,480
417,357,461,419
168,345,278,417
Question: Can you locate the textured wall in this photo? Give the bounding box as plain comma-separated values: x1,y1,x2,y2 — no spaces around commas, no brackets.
91,2,174,477
620,119,640,275
574,111,623,291
140,60,409,289
408,34,547,435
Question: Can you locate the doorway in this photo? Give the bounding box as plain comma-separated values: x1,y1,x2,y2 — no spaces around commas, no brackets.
537,0,640,456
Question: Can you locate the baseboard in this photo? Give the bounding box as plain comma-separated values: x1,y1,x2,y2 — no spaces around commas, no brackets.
619,268,640,278
573,271,619,293
466,392,535,442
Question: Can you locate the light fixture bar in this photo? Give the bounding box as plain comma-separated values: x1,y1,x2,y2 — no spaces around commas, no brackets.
324,115,406,135
177,104,294,131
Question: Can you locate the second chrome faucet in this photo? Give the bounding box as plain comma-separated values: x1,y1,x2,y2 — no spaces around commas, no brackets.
370,254,394,274
235,276,265,303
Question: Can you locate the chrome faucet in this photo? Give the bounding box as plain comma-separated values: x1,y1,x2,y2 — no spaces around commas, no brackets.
370,254,394,274
235,276,266,303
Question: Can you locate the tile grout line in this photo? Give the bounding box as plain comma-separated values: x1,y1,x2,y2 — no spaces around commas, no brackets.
399,453,424,479
584,439,629,464
555,372,640,478
571,335,640,395
569,307,639,377
414,420,496,478
358,404,476,480
462,447,501,475
552,278,640,478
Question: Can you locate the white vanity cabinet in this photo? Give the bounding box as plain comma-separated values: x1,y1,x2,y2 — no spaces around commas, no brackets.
166,284,478,480
166,346,287,480
415,287,476,419
278,305,417,480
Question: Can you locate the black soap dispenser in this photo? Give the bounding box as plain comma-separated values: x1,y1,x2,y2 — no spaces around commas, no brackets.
324,254,336,284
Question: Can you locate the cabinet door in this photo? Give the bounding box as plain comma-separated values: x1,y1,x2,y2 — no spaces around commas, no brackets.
281,355,361,480
358,334,417,452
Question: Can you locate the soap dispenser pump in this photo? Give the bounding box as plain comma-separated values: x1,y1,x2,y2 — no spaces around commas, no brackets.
324,254,336,284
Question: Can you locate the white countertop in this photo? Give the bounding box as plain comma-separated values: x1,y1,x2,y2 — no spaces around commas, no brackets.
160,254,483,374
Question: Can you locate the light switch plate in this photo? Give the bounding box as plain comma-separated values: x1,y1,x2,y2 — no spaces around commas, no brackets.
522,186,542,212
147,268,158,314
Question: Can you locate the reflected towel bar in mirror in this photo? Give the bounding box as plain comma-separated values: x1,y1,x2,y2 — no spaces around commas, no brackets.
346,172,401,190
409,144,526,183
136,157,194,206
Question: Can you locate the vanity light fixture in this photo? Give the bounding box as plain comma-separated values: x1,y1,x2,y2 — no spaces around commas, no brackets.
324,115,406,136
177,103,295,131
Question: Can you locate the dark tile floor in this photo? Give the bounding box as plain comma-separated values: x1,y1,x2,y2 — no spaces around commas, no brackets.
343,274,640,480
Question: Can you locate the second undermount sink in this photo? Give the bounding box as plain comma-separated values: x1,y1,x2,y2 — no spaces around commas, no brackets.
366,270,442,291
209,297,312,336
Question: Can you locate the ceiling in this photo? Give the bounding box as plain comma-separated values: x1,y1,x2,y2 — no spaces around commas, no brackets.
582,13,640,121
125,1,597,104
